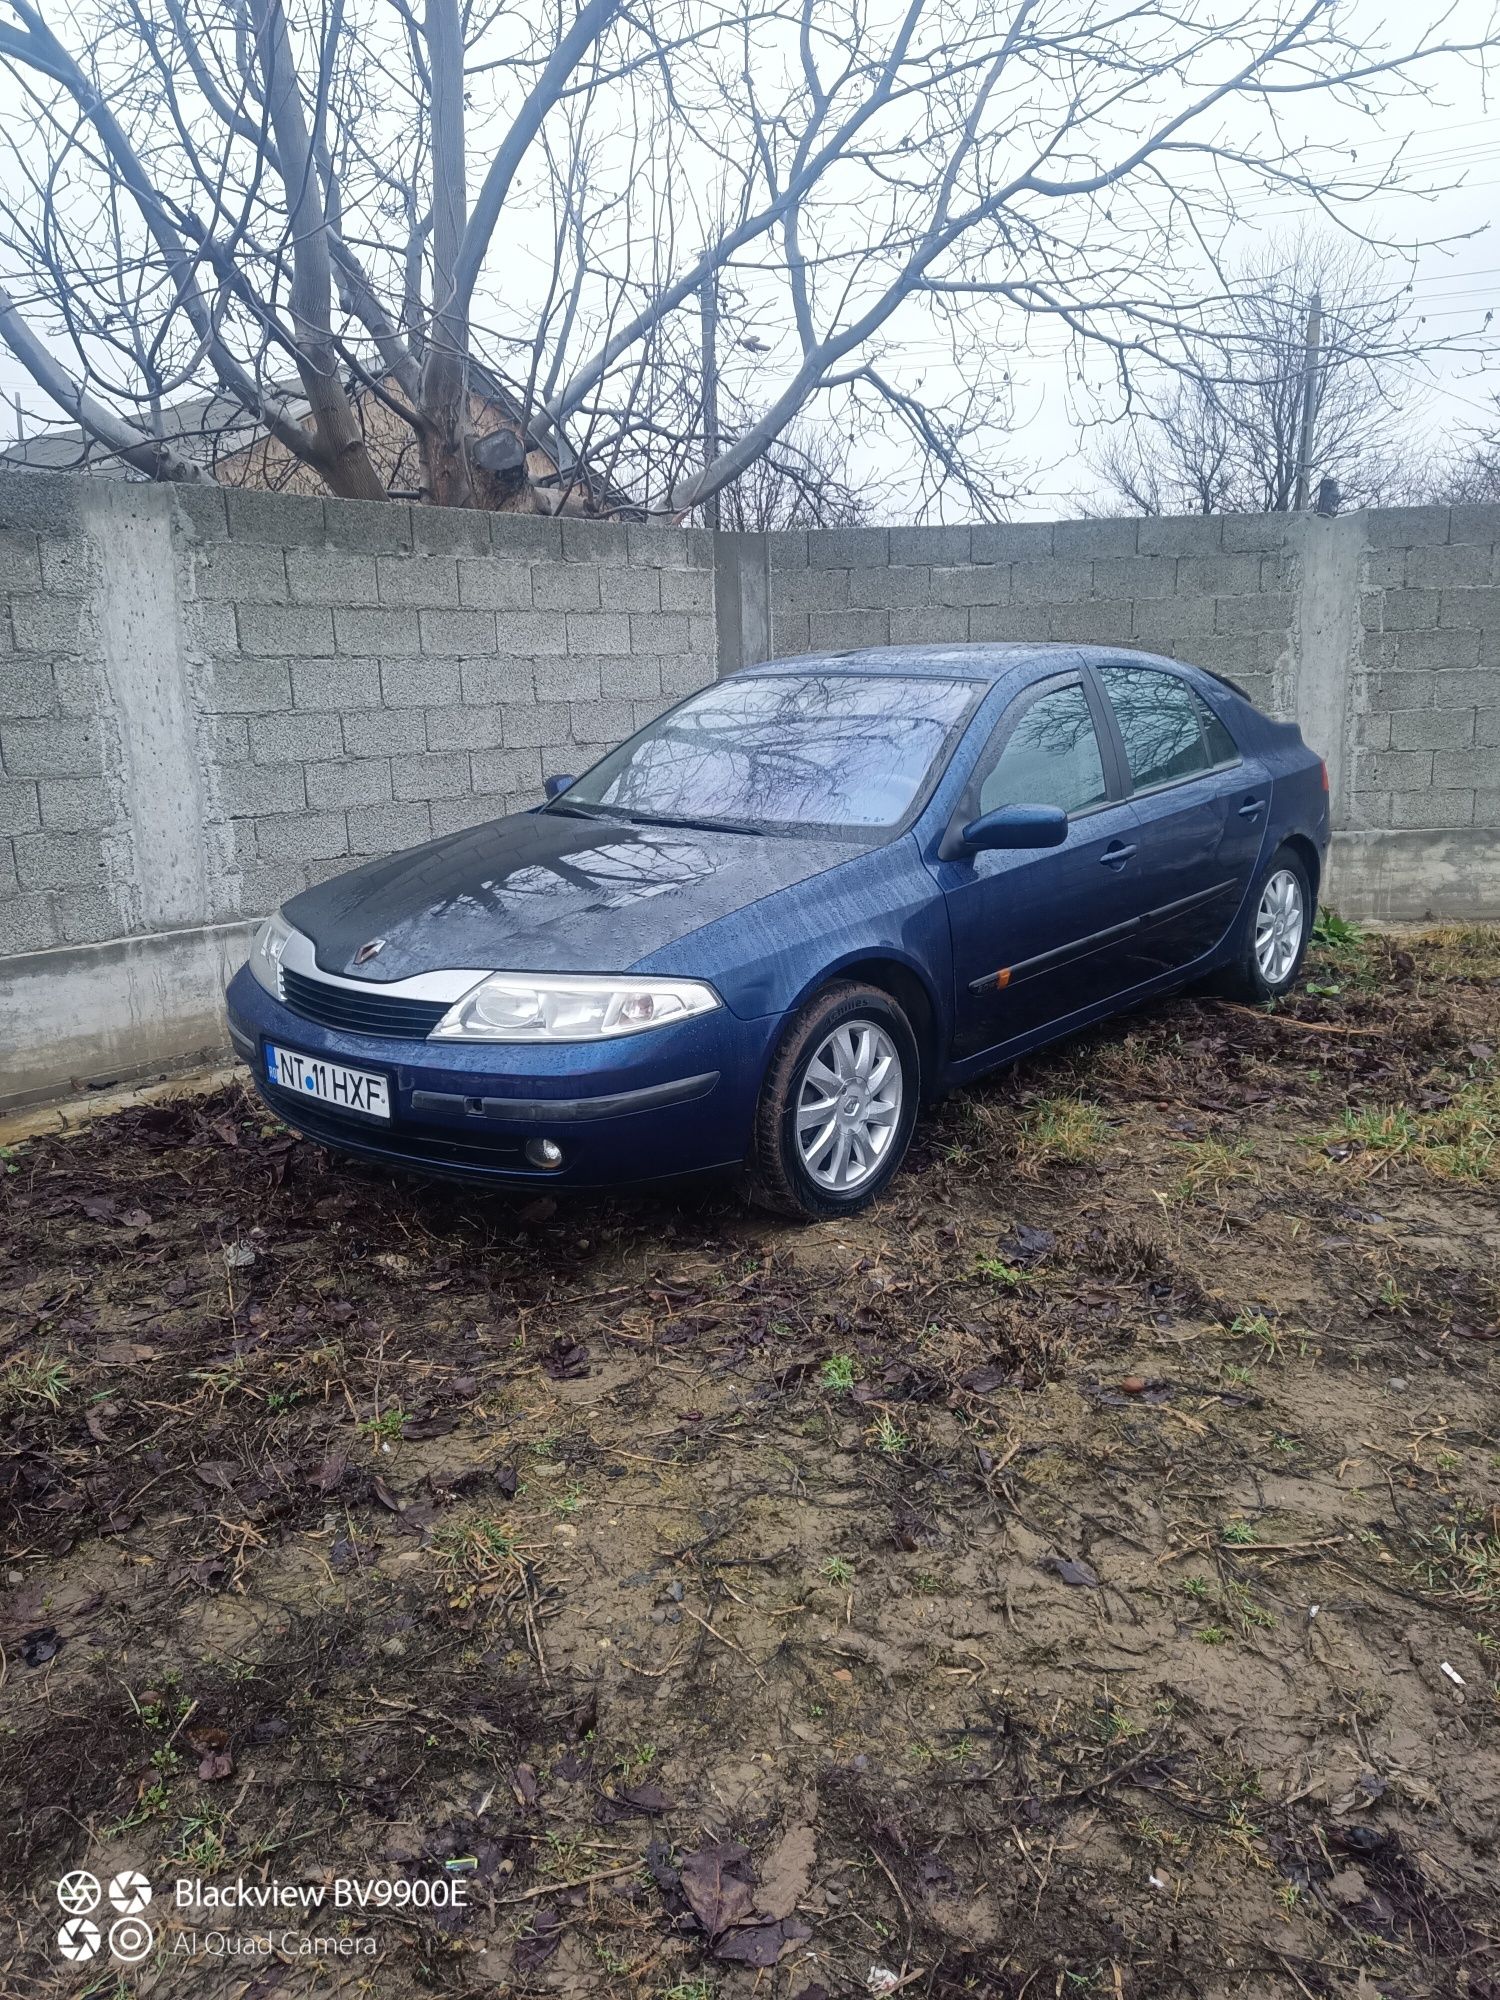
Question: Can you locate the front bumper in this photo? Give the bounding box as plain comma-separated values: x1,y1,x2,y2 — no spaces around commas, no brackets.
226,964,774,1188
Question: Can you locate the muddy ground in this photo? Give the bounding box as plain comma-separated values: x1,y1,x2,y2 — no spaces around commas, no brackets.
2,921,1498,2000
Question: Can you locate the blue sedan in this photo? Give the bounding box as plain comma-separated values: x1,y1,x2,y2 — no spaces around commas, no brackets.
225,643,1329,1218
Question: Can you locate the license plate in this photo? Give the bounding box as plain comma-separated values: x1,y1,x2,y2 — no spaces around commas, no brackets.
266,1044,391,1120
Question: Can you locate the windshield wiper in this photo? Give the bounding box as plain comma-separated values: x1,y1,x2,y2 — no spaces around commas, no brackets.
542,801,621,821
614,809,764,837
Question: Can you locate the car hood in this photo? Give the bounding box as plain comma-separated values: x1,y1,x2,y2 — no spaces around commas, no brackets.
282,809,867,982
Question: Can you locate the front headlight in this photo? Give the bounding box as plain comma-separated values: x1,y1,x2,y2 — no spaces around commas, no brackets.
430,972,721,1042
248,909,296,997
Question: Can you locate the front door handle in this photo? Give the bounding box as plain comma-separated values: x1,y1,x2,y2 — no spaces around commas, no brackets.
1101,841,1136,868
1238,797,1265,818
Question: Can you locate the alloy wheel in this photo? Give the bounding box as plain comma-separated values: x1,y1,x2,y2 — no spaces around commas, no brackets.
1254,867,1304,985
795,1020,903,1192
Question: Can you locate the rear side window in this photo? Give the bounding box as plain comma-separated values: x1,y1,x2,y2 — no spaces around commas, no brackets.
1099,664,1213,791
1196,693,1239,766
979,681,1107,816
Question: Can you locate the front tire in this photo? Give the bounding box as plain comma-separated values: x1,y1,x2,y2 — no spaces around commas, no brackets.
750,982,920,1220
1220,844,1313,1002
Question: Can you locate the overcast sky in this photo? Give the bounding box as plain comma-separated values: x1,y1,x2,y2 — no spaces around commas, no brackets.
1,0,1495,521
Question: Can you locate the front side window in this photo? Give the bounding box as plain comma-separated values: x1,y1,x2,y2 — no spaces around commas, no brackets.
1099,665,1213,791
560,672,975,833
978,681,1107,816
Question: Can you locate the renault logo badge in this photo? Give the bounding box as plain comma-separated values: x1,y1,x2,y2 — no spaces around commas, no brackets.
352,938,386,966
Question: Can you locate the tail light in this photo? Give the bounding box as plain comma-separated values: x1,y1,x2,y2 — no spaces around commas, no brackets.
1319,759,1329,792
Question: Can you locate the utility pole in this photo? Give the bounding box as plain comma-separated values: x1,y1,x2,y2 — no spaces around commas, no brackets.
1293,288,1322,511
699,273,720,532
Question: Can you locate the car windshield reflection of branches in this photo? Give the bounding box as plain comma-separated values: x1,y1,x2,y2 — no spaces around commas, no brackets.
570,675,973,832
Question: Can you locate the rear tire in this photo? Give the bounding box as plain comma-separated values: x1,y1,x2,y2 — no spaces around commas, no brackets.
749,982,920,1220
1219,844,1313,1002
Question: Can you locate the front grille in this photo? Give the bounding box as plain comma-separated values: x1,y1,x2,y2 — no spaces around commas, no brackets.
281,967,449,1040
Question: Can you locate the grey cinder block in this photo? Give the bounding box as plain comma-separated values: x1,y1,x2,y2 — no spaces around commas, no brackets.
347,801,433,853
285,548,380,606
341,709,428,757
291,658,384,711
459,561,534,611
567,612,633,656
305,758,393,809
382,657,460,707
392,751,472,801
14,830,107,891
249,713,343,764
237,603,336,657
38,777,116,832
194,544,291,604
377,555,461,608
0,719,104,777
335,606,422,655
419,608,499,655
255,810,349,860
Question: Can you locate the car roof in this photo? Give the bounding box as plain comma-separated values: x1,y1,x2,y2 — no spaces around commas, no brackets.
737,642,1202,687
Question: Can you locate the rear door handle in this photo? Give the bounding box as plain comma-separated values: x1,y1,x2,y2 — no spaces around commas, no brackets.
1238,797,1265,818
1101,841,1136,868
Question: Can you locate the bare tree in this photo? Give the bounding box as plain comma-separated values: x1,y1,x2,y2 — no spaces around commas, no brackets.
1407,396,1500,504
1087,231,1455,516
1,0,1495,516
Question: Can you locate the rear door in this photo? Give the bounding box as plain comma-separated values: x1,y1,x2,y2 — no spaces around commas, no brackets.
933,670,1144,1059
1090,662,1267,977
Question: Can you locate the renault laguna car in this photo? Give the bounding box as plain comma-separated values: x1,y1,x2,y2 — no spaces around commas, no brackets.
225,643,1329,1218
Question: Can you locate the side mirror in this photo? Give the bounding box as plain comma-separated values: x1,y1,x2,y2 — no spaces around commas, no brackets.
960,803,1069,851
542,773,578,801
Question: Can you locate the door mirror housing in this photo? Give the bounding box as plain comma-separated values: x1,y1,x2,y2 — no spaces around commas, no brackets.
542,773,578,801
960,803,1069,851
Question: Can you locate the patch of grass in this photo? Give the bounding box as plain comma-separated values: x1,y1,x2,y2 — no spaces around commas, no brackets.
1410,1511,1500,1611
1196,1624,1230,1646
174,1814,228,1871
871,1414,909,1457
0,1353,70,1414
1324,1074,1499,1186
432,1517,519,1607
1413,922,1500,980
1308,908,1380,990
973,1255,1030,1288
1221,1521,1257,1546
820,1353,856,1392
661,1978,717,2000
1230,1309,1284,1361
1014,1095,1109,1174
821,1555,855,1587
1167,1137,1257,1205
357,1407,405,1443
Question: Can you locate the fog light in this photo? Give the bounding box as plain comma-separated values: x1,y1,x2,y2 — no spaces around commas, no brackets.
525,1137,564,1171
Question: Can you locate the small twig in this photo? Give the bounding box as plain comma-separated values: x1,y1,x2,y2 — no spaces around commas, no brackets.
1212,1002,1382,1037
498,1859,641,1905
680,1606,768,1685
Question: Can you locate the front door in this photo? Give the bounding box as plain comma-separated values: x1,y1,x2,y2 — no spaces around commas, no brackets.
933,674,1144,1059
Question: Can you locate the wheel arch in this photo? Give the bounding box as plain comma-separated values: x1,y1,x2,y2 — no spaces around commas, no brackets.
1278,831,1322,908
793,953,944,1101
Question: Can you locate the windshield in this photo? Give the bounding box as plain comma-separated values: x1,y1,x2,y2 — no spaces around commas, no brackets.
559,673,976,833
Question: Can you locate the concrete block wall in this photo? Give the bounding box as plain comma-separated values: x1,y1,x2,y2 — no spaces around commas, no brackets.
766,509,1500,912
1,475,714,1101
0,476,715,966
765,516,1296,713
2,474,1497,1103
